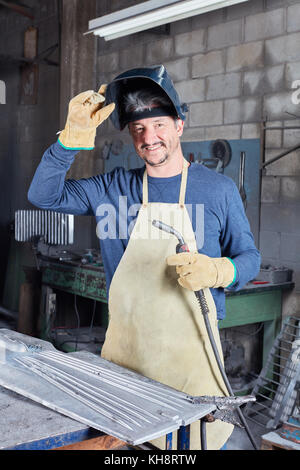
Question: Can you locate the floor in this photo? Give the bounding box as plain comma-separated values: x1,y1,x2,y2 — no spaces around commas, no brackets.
226,417,267,450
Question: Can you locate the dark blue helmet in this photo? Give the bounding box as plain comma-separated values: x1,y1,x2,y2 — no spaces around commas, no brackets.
105,65,188,130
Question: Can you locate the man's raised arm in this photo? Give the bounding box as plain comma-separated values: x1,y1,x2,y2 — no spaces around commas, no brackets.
28,86,115,215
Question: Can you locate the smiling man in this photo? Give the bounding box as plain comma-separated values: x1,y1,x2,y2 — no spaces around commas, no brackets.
28,65,260,450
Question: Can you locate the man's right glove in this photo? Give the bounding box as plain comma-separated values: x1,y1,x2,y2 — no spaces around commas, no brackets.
166,252,236,291
58,84,115,150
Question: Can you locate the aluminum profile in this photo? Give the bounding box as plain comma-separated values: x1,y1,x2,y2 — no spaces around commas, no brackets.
0,329,216,446
15,210,74,245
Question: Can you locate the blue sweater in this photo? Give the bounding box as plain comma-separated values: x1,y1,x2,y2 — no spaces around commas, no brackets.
28,141,261,320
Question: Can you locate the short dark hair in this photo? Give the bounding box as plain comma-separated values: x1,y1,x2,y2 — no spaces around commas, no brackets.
124,88,173,113
122,86,177,126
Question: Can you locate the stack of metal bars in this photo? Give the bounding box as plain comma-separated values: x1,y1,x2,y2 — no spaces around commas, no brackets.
244,316,300,429
0,329,216,447
15,210,74,245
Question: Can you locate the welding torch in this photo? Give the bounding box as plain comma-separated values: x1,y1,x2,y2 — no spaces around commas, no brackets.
152,219,258,450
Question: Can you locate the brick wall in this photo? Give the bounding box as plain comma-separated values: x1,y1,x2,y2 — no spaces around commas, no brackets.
96,0,300,316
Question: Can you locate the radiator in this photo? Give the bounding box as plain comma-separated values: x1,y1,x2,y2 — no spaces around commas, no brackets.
15,210,74,245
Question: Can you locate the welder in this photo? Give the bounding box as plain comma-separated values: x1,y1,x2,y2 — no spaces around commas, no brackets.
28,65,261,450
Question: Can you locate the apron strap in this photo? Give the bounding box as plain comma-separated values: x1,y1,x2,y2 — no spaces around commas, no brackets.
179,159,189,207
142,159,189,206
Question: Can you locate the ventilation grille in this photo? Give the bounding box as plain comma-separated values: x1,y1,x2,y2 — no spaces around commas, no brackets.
15,210,74,245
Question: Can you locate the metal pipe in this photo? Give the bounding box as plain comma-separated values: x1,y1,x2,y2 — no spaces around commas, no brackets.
200,419,207,450
261,144,300,168
0,305,18,319
165,432,173,450
177,424,190,450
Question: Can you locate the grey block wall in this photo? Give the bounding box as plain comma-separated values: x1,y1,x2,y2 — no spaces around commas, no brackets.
95,0,300,316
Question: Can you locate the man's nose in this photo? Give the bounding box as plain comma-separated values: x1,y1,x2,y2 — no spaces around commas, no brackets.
142,127,158,145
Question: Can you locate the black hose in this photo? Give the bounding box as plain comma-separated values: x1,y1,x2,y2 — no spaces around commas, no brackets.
195,290,259,450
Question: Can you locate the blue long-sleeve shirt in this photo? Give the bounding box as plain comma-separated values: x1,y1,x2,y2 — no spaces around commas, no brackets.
28,140,261,320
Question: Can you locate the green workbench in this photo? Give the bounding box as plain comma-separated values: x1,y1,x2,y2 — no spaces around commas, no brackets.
220,282,294,365
40,258,294,363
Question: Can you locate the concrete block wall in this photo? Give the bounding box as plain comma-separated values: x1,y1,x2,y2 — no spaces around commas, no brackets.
96,0,300,315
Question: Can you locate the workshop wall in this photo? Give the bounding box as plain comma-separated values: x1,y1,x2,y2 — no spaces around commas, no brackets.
0,0,60,307
95,0,300,317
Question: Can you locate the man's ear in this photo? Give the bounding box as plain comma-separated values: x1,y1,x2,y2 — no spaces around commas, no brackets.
176,118,184,137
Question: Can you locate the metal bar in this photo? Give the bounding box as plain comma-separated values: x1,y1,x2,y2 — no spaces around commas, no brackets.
247,409,270,421
253,401,273,412
255,393,274,402
0,0,34,19
264,126,300,130
200,419,207,450
177,425,190,450
165,432,173,450
24,356,157,425
14,357,135,431
261,144,300,168
88,0,181,30
32,357,161,424
39,351,188,408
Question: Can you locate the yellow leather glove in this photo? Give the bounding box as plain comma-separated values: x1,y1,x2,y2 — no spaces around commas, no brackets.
58,84,115,150
166,252,236,291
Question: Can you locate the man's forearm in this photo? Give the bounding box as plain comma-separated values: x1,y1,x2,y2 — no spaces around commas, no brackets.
227,249,261,291
28,140,78,210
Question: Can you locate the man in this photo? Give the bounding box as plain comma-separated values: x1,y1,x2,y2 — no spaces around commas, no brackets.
28,65,260,450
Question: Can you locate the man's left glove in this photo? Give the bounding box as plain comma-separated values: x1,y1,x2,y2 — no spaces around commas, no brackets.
166,252,236,291
58,84,115,150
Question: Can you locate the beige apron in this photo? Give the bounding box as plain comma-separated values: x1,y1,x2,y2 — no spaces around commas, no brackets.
101,160,233,449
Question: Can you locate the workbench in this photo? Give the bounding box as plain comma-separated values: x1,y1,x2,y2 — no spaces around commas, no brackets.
0,380,214,450
39,256,294,363
0,385,107,450
221,281,294,365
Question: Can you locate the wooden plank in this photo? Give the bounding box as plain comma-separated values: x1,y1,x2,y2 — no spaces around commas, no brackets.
54,434,127,450
261,431,300,451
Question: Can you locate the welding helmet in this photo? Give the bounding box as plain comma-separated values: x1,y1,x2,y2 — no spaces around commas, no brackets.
105,65,188,130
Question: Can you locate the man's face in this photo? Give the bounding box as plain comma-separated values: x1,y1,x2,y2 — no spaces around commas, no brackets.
128,115,184,167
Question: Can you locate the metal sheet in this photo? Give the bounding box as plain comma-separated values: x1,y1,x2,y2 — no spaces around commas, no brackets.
0,329,215,445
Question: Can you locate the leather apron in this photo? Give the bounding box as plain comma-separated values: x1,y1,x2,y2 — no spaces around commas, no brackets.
101,160,233,449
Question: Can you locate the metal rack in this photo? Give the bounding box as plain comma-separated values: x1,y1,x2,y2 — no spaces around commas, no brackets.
244,315,300,429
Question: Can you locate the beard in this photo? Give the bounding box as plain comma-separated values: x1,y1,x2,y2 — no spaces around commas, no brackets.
140,142,169,167
143,152,169,167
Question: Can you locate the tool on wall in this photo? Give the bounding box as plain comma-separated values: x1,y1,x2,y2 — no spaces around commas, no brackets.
238,151,247,209
209,139,232,173
187,140,232,173
152,219,258,450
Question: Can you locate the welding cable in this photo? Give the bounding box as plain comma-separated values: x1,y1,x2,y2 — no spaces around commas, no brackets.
74,294,81,351
151,220,258,450
196,289,259,451
89,299,97,340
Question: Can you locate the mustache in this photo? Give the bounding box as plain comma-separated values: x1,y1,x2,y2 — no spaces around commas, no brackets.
141,141,165,150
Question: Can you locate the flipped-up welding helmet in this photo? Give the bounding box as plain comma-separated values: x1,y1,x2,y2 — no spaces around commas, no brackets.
105,65,188,130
